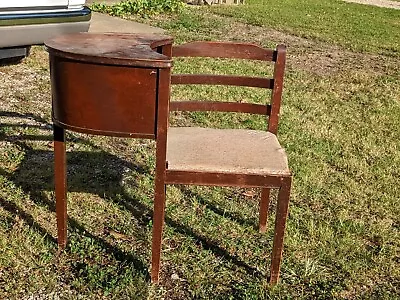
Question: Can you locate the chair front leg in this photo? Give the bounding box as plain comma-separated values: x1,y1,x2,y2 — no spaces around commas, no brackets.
269,177,291,285
54,124,67,249
151,182,167,283
259,188,271,233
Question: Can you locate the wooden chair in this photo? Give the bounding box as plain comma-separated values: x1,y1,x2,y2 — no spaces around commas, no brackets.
151,41,291,285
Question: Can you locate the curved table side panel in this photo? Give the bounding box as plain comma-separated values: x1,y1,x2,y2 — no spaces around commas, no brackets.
50,56,158,137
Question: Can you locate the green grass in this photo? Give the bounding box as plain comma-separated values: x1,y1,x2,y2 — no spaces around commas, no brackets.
1,1,400,299
91,0,184,17
210,0,400,55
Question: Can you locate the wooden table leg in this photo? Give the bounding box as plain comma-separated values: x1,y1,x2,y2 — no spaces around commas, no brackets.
54,124,67,249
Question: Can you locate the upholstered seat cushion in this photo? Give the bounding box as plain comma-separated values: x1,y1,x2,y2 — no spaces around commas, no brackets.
166,127,290,175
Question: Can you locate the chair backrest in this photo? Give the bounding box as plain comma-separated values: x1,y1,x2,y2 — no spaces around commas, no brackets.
170,41,286,134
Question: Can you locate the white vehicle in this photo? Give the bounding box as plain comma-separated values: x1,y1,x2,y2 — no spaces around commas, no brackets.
0,0,91,61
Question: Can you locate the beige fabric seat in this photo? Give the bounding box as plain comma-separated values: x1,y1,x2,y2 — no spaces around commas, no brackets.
167,127,290,175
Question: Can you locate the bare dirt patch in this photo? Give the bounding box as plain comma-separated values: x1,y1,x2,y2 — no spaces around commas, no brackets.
144,12,399,76
209,15,400,76
343,0,400,9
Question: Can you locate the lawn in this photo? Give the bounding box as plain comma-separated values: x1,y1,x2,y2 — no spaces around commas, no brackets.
1,0,399,299
210,0,400,55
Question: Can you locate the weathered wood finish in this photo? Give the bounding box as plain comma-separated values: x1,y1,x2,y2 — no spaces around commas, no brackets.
46,33,173,68
46,33,173,258
151,41,291,285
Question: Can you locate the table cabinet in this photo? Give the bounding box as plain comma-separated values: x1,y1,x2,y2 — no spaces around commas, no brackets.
45,32,173,248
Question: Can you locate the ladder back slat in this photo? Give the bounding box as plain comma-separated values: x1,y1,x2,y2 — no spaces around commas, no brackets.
173,41,276,61
171,74,273,89
170,101,271,115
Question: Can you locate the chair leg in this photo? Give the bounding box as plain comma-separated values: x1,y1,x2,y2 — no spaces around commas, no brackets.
151,183,166,283
259,188,271,233
54,125,67,249
269,177,291,285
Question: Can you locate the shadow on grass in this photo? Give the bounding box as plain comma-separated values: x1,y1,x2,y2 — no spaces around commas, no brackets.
0,194,57,245
179,186,260,230
1,111,267,293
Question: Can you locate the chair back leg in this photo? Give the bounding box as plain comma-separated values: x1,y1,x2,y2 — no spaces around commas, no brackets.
259,188,271,233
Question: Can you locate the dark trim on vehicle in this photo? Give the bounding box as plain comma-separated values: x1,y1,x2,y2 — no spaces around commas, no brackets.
0,46,29,60
0,6,67,12
0,6,91,27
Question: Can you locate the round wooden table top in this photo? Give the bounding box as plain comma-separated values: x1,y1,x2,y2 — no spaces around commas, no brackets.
45,32,173,68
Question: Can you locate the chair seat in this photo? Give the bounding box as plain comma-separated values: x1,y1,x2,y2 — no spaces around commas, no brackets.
167,127,290,176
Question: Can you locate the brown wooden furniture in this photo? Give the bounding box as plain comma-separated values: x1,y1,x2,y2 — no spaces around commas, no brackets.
151,41,291,285
45,33,173,249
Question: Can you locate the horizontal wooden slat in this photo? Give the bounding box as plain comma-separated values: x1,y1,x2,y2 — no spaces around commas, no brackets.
165,170,291,187
170,101,271,115
172,74,273,88
173,41,276,61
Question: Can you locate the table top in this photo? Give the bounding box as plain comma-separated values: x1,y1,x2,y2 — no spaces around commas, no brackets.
45,32,173,68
